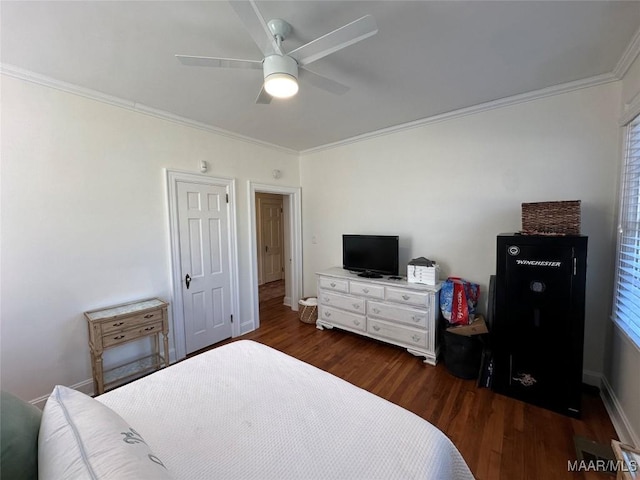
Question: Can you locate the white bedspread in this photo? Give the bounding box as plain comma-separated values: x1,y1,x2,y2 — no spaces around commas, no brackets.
98,340,474,479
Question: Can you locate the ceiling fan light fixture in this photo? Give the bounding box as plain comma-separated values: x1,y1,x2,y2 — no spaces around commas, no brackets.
264,73,299,98
263,54,299,99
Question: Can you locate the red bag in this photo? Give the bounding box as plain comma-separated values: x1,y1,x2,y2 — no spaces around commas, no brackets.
440,277,480,325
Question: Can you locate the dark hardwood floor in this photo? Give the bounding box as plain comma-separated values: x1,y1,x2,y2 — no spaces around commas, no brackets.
213,295,618,480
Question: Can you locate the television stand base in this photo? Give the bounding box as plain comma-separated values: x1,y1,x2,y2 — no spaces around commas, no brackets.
357,271,383,278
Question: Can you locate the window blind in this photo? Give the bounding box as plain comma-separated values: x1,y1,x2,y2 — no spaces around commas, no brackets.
614,114,640,348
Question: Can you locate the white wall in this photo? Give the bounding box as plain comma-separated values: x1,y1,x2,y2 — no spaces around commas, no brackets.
300,82,621,381
0,75,299,402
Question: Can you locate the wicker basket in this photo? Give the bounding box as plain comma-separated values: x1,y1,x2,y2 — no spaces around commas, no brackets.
521,200,581,235
298,297,318,324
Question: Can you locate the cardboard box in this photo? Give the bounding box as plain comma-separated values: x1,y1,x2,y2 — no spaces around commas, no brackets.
446,315,488,336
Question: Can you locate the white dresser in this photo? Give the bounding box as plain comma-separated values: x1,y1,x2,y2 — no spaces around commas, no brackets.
316,267,441,365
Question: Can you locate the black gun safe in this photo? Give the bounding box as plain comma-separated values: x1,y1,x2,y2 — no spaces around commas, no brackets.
492,233,587,417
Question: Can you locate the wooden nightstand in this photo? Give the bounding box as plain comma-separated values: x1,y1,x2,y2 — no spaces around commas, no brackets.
85,298,169,395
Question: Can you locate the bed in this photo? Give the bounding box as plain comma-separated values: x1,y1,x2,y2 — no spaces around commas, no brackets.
35,340,474,479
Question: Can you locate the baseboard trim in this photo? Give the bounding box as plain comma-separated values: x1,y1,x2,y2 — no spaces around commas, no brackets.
29,348,179,408
600,375,640,446
30,378,94,409
582,369,603,388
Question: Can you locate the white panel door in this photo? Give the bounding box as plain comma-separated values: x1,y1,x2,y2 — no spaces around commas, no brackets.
261,198,284,283
177,181,232,354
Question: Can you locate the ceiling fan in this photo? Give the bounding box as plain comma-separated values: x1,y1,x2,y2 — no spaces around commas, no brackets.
175,1,378,104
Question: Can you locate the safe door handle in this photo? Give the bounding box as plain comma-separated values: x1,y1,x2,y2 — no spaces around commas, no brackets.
185,274,191,289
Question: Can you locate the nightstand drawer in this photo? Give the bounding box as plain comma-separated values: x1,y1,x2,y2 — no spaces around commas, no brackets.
102,321,163,348
101,309,165,334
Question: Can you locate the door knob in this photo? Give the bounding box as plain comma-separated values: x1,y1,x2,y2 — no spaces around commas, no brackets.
185,274,191,289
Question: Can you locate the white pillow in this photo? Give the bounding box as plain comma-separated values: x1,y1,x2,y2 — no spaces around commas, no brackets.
38,385,173,479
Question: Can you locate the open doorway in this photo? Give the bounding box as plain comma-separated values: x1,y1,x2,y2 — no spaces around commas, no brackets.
248,182,302,330
256,193,287,307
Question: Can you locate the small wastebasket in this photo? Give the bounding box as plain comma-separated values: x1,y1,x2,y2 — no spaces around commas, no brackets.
298,297,318,324
442,330,483,380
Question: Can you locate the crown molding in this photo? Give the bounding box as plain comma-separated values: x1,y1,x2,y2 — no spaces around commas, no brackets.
0,63,298,156
613,25,640,80
301,72,618,155
620,88,640,126
0,62,625,157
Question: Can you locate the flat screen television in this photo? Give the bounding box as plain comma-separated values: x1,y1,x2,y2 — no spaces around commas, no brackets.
342,234,399,278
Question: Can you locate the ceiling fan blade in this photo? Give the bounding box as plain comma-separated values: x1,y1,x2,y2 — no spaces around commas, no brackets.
176,55,262,69
229,0,283,56
289,15,377,67
255,85,272,104
299,68,349,95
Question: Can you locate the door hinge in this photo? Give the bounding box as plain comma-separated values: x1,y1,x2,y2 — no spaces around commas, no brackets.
230,314,233,323
226,193,229,203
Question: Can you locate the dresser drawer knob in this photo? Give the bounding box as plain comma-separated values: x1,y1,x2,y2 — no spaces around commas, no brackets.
324,311,331,317
144,326,155,331
373,308,380,314
363,288,370,293
144,314,154,319
353,304,360,309
372,325,380,332
411,334,421,342
412,316,421,322
402,295,410,301
330,282,336,287
354,320,361,326
113,335,125,340
324,297,330,302
112,321,124,327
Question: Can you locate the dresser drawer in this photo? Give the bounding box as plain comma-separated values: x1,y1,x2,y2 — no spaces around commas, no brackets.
101,309,164,334
386,287,430,307
368,318,428,350
349,281,384,299
318,290,365,314
102,321,163,348
318,306,366,332
368,301,428,328
318,276,349,293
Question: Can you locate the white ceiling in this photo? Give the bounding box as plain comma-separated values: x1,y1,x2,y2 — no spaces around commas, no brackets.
2,1,639,152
